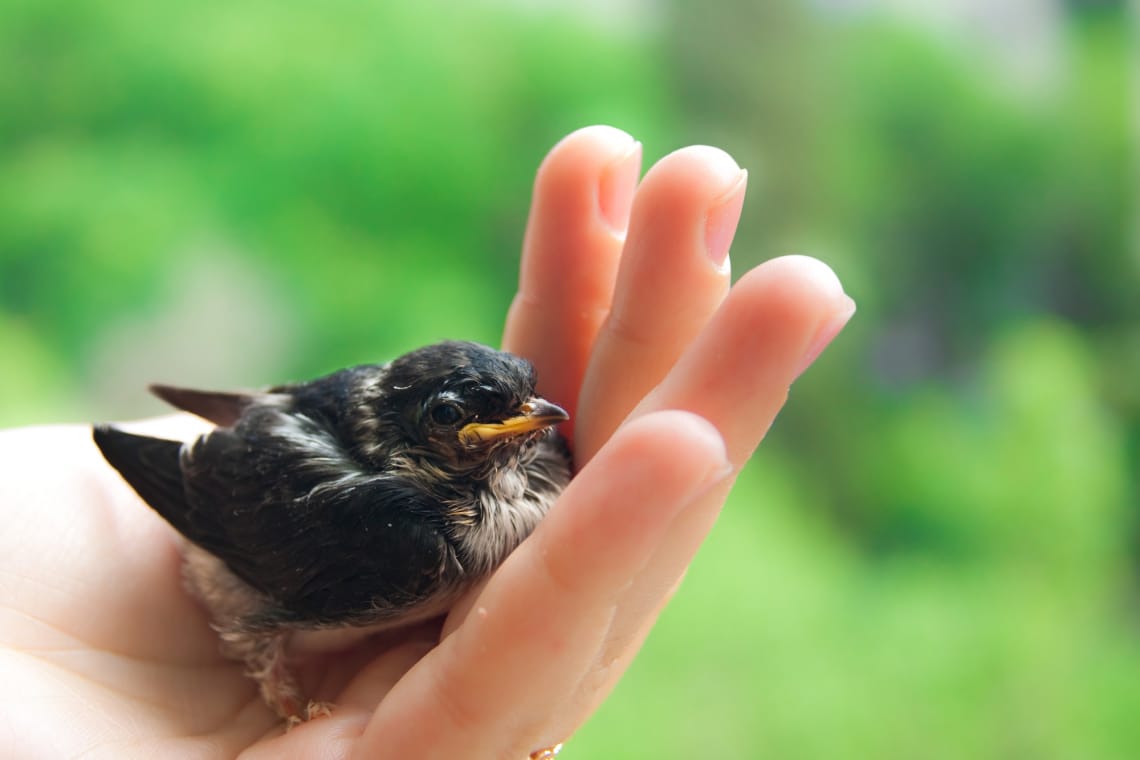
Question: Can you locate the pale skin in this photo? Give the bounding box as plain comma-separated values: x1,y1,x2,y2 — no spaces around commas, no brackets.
0,126,854,759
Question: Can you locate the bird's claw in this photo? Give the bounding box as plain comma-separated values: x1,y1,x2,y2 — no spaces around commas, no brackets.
283,700,335,730
306,700,335,720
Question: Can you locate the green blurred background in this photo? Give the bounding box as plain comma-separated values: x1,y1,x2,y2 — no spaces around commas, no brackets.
2,0,1136,756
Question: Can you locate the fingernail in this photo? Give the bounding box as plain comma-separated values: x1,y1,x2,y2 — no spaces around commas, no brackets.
677,413,736,504
700,461,737,496
794,295,856,379
598,140,642,237
704,169,748,268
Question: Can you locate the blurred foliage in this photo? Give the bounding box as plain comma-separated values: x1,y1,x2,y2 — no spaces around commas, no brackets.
0,0,673,418
1,0,1136,757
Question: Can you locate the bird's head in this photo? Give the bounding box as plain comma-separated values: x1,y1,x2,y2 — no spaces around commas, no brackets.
359,341,568,492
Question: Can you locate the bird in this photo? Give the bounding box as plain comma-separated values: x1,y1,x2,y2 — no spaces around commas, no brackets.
92,340,572,723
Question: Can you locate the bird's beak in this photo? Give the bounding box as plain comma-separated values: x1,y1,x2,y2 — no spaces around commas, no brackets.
458,397,569,445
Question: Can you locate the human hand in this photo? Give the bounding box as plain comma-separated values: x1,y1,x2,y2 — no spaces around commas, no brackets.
0,126,854,759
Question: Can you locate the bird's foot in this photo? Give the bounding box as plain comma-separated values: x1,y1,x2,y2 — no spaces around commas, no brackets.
306,699,335,721
282,699,335,730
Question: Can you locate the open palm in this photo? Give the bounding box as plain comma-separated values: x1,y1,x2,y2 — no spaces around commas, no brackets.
0,127,853,759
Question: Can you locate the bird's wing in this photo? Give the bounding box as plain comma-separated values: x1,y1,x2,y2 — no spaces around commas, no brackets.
268,474,462,626
149,384,278,427
176,418,460,627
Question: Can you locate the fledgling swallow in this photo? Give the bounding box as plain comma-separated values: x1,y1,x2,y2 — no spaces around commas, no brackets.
93,340,571,723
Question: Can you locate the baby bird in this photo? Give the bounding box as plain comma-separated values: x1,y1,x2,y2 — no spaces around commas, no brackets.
93,340,571,722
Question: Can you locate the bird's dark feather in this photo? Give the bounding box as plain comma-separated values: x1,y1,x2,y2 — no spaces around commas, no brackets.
180,418,460,627
257,476,459,626
148,384,261,427
97,406,462,630
273,365,388,455
93,425,190,527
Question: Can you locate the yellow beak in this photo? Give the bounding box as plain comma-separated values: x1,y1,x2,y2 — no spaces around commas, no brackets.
458,397,568,445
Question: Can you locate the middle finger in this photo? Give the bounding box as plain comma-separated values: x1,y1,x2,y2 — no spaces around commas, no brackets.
574,145,745,464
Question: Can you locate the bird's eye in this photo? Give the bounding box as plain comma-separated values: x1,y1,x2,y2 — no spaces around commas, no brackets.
430,402,463,426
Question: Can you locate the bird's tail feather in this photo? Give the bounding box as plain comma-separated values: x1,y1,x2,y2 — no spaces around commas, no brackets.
92,425,190,528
